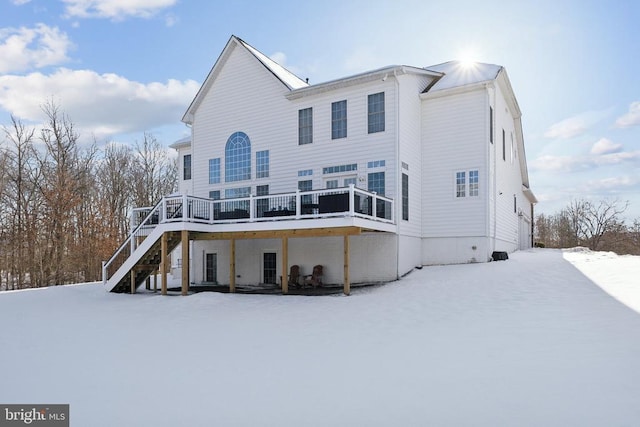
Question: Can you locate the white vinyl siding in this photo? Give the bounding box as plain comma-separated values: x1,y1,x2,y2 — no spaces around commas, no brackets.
422,89,487,238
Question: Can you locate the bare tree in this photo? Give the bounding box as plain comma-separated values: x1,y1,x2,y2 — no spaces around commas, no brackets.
576,199,629,251
1,116,43,289
131,132,177,207
39,101,91,285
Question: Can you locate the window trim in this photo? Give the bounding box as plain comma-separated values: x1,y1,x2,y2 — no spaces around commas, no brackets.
183,154,192,181
402,173,409,221
298,107,313,145
256,150,269,179
225,131,251,183
455,169,480,198
368,92,385,134
331,100,347,140
208,158,220,184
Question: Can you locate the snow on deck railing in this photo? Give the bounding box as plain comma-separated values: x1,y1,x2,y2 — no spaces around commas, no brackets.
102,185,393,283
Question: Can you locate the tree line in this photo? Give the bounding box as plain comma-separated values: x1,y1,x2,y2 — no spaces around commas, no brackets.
0,102,177,291
535,198,640,255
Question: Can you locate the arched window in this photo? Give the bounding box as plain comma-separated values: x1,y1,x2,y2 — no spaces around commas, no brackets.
225,131,251,182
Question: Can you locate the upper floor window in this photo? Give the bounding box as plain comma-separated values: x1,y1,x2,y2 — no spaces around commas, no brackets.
456,171,466,198
502,129,506,161
402,173,409,221
225,131,251,182
256,150,269,178
368,92,385,133
456,170,479,198
323,163,357,174
489,106,494,144
208,158,220,184
298,108,313,145
469,170,479,196
183,154,192,180
331,100,347,139
368,171,385,196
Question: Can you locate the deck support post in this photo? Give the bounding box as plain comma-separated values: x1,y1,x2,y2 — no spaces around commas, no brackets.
282,236,289,294
130,270,136,294
181,230,189,296
229,239,236,293
161,232,168,295
344,234,350,296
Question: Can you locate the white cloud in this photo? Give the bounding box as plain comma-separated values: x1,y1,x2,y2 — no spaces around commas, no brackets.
0,24,72,73
12,0,32,5
530,149,640,173
0,68,200,139
543,109,610,140
594,151,640,165
615,101,640,128
584,176,639,191
62,0,177,20
529,154,590,172
590,137,622,155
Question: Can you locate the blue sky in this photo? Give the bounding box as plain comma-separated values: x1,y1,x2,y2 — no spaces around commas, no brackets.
1,0,639,220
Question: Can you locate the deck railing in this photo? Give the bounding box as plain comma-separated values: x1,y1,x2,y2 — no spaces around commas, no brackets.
103,185,393,284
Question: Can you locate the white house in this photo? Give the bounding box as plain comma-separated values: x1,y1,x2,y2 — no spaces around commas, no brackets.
103,35,536,295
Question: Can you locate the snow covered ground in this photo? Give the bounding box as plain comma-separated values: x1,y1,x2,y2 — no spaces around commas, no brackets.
1,248,639,426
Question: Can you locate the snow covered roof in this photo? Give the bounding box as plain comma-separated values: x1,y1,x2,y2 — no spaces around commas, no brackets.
235,37,309,90
169,136,190,149
423,61,503,92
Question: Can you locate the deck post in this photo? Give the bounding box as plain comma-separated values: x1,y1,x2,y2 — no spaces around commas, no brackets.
161,232,168,295
181,230,189,296
344,234,350,296
229,239,236,293
130,270,136,294
282,236,289,294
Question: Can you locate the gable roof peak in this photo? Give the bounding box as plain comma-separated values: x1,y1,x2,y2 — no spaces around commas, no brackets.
233,35,309,90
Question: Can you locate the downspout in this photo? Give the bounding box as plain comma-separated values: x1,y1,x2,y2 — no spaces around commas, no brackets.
491,86,497,255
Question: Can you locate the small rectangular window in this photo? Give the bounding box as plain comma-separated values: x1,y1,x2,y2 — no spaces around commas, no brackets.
402,173,409,221
209,190,220,200
368,92,385,133
367,160,386,168
326,179,338,189
298,180,312,192
502,129,506,161
183,154,192,180
256,150,269,178
489,106,494,144
298,108,313,145
208,158,220,184
469,170,479,197
298,169,313,177
456,170,479,198
367,172,385,196
331,100,347,139
456,172,466,198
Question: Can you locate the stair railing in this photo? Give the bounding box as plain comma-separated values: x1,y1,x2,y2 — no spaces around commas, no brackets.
102,198,164,284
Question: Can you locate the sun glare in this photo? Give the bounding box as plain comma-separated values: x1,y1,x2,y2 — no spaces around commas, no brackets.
457,49,480,69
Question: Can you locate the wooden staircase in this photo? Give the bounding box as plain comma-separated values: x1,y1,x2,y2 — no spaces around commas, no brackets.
110,231,182,293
